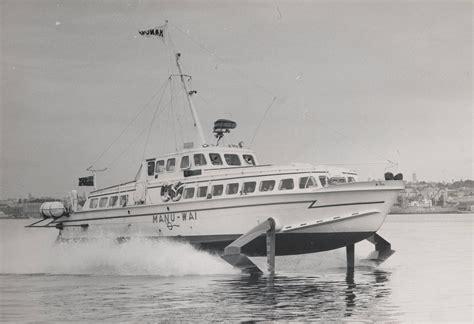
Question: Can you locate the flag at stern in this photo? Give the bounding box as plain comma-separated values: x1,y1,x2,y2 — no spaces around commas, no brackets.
78,176,94,186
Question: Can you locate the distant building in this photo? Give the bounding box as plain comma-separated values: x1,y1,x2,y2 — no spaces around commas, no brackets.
412,173,417,183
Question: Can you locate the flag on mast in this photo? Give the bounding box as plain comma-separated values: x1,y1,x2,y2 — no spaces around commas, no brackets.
138,24,166,40
78,176,94,186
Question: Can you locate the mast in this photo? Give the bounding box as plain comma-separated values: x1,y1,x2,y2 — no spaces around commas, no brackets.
175,53,206,146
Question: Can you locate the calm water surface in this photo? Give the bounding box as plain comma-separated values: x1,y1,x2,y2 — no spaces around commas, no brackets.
1,214,472,322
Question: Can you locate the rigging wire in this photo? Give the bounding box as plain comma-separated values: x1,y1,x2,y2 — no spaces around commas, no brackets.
193,92,215,114
318,162,398,165
169,22,281,148
151,23,398,172
182,90,192,143
165,27,176,80
173,79,184,149
274,0,283,20
249,96,277,147
307,114,399,170
167,27,179,60
166,26,185,150
169,22,277,99
169,80,178,151
173,78,185,147
141,80,171,161
106,123,148,169
166,25,198,147
88,79,169,169
105,86,187,168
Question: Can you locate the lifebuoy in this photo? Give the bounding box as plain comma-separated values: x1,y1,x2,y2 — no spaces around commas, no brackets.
161,184,171,202
161,182,184,202
171,182,185,202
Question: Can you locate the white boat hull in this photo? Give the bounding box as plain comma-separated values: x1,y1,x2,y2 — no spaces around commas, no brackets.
50,181,402,256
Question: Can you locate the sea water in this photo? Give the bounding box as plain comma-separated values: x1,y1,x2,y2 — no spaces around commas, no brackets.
0,214,472,322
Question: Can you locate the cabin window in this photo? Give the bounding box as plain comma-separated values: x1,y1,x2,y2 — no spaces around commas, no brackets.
194,154,207,166
329,177,346,185
180,156,190,169
243,155,256,166
109,196,118,207
212,184,224,196
259,180,275,192
279,178,294,190
226,183,239,195
147,161,155,176
299,176,318,189
319,176,328,187
89,198,98,209
183,187,195,199
348,177,356,183
224,154,241,166
120,195,128,207
99,197,108,208
197,186,208,198
243,181,256,194
209,153,223,165
166,158,176,172
155,160,165,173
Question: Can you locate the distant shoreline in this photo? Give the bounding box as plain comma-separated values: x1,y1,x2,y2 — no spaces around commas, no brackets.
389,211,472,215
390,205,472,215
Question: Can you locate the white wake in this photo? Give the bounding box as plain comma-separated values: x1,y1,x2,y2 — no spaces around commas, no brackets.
0,220,236,276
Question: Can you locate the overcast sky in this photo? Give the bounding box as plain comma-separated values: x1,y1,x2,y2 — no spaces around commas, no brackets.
1,0,472,198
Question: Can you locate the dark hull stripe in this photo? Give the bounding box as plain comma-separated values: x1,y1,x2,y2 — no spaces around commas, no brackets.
57,200,384,224
58,232,375,256
308,200,384,209
210,232,376,256
60,210,379,230
60,200,313,223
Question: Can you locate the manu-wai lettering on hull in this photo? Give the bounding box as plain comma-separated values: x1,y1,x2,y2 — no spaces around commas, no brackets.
152,211,198,230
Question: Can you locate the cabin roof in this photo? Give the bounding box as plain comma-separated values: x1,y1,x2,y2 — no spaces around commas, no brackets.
145,144,256,161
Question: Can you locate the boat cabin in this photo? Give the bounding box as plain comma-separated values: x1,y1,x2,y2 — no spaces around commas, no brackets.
139,144,258,182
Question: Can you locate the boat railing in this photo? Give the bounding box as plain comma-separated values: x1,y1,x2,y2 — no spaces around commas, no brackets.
201,164,273,172
90,180,135,194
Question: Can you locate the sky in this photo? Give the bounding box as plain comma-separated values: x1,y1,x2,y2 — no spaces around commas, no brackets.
1,0,472,198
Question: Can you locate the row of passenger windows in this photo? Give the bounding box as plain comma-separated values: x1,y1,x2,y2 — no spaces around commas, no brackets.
89,194,128,209
328,176,356,185
88,175,356,209
181,176,318,200
147,153,256,176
